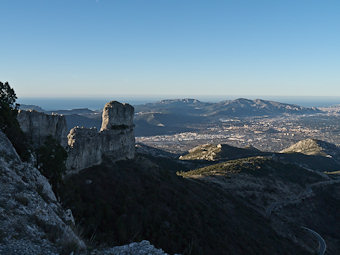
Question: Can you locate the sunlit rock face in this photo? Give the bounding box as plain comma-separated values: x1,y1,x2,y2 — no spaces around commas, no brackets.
66,101,135,173
17,110,68,147
101,101,134,131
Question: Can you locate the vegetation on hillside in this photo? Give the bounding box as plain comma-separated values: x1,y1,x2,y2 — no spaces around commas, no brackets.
36,136,68,197
178,156,323,187
179,143,264,161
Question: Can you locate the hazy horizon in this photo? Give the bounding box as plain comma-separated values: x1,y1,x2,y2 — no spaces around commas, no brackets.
18,95,340,110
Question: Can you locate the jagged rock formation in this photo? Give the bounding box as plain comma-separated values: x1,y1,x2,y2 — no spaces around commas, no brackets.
281,138,340,160
17,110,68,147
66,101,135,173
0,131,85,254
17,101,136,173
101,101,134,130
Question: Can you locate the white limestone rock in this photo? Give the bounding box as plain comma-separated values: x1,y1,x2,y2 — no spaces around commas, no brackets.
17,110,68,147
66,101,135,173
101,101,134,131
66,127,102,171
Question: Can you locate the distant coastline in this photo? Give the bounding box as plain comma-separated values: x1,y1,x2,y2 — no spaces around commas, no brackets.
18,96,340,111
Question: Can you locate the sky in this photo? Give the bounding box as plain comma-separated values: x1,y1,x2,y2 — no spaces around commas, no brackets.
1,0,340,98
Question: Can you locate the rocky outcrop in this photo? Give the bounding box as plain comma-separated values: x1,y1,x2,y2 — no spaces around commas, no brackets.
92,240,170,255
66,101,135,173
281,138,340,160
101,101,134,130
179,143,263,161
16,101,135,173
17,110,68,147
0,131,85,254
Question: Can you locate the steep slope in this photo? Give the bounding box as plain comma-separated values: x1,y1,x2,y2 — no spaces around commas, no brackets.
0,131,85,254
281,138,340,160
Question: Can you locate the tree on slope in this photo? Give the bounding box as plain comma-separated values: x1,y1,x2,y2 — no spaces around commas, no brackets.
0,81,30,160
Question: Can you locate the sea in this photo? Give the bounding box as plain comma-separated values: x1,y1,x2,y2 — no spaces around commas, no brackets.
17,96,340,111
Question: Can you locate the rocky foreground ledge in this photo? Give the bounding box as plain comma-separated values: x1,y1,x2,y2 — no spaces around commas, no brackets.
0,130,169,255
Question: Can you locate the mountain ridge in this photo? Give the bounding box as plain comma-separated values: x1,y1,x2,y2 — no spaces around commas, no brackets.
135,97,321,117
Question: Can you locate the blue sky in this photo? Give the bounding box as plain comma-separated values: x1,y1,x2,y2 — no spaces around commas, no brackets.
1,0,339,98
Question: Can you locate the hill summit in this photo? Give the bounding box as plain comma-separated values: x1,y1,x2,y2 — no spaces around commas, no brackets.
179,143,262,161
281,138,340,159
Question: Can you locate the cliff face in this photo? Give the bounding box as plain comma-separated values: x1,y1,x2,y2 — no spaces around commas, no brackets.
66,101,135,173
0,131,85,254
17,110,68,147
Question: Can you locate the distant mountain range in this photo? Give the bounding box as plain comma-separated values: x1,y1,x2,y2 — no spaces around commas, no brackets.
20,98,323,136
135,98,321,117
134,98,322,136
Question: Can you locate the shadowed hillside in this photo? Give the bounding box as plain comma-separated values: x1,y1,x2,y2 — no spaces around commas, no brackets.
61,155,311,255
